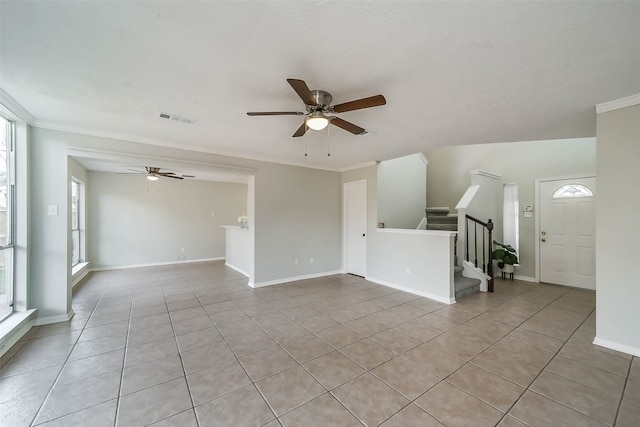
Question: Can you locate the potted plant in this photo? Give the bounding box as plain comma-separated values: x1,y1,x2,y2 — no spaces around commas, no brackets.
492,241,518,277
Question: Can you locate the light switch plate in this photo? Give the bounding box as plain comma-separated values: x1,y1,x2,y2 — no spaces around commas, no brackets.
48,205,58,216
524,211,532,218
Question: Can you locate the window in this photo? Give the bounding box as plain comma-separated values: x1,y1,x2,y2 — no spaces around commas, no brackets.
503,183,519,253
71,178,85,267
0,115,15,321
553,184,593,198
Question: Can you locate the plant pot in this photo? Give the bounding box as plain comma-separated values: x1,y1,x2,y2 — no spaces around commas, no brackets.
502,264,515,274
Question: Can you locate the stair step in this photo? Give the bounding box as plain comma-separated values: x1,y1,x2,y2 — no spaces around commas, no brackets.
454,265,464,275
456,283,480,300
454,276,481,300
426,215,458,224
426,223,458,231
425,207,450,216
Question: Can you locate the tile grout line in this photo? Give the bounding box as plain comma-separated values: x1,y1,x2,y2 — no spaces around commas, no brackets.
497,305,618,426
112,275,140,427
612,355,635,427
403,284,575,425
9,266,615,427
164,269,207,427
27,280,111,427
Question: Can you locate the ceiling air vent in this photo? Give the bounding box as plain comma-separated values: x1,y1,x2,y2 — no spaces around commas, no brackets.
157,111,194,125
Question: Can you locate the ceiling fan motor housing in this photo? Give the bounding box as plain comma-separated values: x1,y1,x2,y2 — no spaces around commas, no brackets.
306,90,333,113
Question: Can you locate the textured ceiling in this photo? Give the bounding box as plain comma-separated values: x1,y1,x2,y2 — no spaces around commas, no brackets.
1,1,639,171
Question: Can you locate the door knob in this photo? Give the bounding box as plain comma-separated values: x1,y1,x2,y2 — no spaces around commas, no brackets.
541,231,546,235
541,238,546,242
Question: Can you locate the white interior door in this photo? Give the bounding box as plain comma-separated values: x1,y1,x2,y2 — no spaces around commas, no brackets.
539,177,596,289
344,180,367,277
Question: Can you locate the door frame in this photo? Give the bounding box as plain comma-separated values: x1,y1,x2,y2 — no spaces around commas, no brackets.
343,179,367,276
534,173,596,283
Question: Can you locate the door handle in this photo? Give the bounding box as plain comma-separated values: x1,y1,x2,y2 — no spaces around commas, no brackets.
362,234,366,237
541,238,546,242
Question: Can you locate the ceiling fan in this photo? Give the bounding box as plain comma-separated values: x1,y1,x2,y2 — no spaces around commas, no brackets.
125,167,195,181
247,78,386,137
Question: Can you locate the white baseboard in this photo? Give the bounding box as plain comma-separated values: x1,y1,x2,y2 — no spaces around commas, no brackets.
593,337,640,357
225,262,250,278
493,273,537,283
514,275,537,283
33,309,75,326
72,264,91,288
0,309,37,358
249,270,343,289
366,276,455,305
90,257,225,271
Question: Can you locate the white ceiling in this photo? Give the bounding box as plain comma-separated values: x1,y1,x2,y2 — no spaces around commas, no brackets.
1,1,639,172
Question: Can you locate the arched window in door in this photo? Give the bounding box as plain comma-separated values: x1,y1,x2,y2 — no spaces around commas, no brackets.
553,184,593,198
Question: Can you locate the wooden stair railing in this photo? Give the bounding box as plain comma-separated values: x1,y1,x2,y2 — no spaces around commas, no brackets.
465,215,495,292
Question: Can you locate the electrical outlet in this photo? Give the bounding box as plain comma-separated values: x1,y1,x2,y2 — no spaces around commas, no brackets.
310,257,314,264
405,267,411,275
47,205,58,216
295,258,299,265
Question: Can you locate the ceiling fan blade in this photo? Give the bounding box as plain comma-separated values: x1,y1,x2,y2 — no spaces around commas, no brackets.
158,172,176,176
332,95,386,113
247,111,304,116
163,174,184,180
330,117,366,135
126,168,145,173
292,122,307,138
287,79,317,106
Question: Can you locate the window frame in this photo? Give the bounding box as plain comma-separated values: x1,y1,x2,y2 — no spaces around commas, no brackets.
0,114,16,321
70,177,86,268
552,184,594,199
71,179,80,266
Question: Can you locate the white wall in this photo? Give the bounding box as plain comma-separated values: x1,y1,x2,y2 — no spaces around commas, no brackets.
377,153,427,229
595,103,640,356
28,127,342,321
342,165,454,303
223,227,251,276
88,171,247,268
368,229,455,304
30,129,72,321
253,163,342,285
425,138,596,279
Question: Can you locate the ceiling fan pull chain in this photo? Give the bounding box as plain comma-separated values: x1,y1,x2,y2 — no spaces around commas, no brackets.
327,124,331,157
304,139,308,157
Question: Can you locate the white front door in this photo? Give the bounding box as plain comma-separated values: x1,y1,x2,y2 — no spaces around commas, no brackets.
539,177,596,289
344,180,367,277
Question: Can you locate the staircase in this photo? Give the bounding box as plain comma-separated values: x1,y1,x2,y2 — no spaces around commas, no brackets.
425,207,458,231
426,207,481,299
454,262,481,299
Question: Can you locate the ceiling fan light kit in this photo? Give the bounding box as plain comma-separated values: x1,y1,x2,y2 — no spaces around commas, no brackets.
146,174,159,181
306,112,329,130
247,78,386,139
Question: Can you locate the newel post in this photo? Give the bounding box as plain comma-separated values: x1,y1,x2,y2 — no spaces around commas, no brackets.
487,219,494,292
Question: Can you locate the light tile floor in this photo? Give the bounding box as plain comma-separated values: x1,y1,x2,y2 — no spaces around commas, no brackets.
1,260,638,426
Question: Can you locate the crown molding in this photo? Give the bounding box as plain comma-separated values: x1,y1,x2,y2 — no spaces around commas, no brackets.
596,93,640,114
340,161,377,172
469,169,501,179
0,89,35,123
